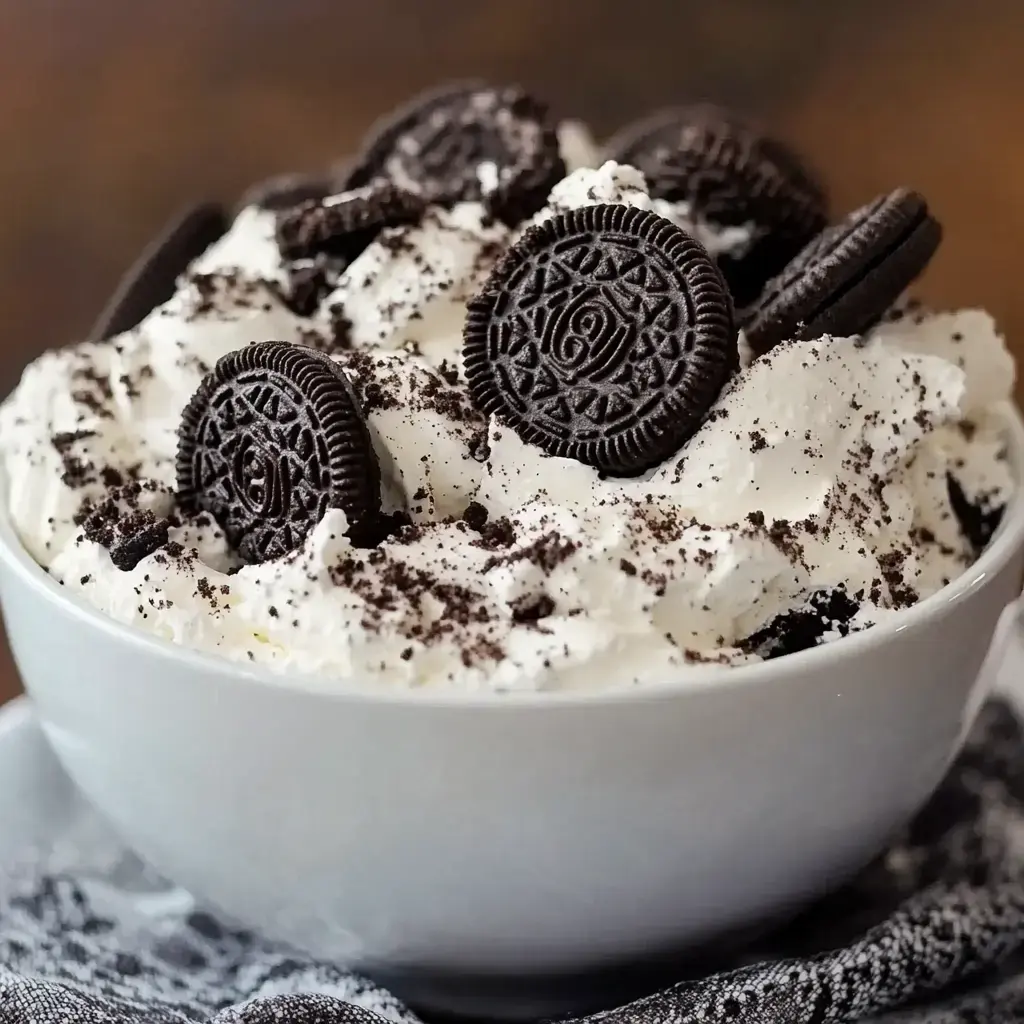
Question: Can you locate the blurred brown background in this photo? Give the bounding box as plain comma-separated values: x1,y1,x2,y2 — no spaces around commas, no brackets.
0,0,1022,705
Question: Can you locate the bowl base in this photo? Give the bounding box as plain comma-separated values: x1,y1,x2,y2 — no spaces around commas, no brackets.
370,920,783,1021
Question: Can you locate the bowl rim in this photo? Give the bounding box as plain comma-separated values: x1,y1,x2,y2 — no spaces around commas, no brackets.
1,406,1023,708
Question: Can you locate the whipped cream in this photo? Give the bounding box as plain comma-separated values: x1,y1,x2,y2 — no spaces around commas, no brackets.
0,163,1017,692
522,161,754,259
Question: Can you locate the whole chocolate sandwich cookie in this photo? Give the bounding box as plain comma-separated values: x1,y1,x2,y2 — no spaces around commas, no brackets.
0,83,1015,692
177,341,381,563
742,187,943,355
464,203,735,474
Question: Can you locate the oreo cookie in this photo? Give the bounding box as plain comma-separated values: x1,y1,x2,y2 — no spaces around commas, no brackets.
177,341,381,563
742,188,942,355
603,105,827,304
341,81,565,227
464,204,736,475
275,182,426,263
90,202,229,342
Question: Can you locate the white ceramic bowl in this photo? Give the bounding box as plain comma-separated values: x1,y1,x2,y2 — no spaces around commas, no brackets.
1,413,1023,1020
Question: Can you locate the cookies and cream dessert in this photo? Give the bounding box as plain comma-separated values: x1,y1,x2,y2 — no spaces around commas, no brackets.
0,83,1016,691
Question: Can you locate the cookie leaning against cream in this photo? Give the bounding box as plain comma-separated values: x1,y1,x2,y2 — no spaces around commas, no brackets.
177,341,382,563
463,203,736,474
0,80,1015,692
742,188,943,355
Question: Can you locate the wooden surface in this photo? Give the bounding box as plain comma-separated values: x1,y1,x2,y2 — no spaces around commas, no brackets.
1,0,1022,704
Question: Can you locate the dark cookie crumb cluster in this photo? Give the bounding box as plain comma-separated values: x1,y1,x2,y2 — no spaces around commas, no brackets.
510,593,556,625
481,531,578,574
740,587,860,658
180,271,281,324
282,262,333,318
460,500,489,532
470,515,517,551
336,351,402,414
51,430,100,489
194,576,231,613
948,474,1006,554
75,483,171,572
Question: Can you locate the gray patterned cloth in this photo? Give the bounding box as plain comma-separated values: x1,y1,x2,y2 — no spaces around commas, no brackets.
5,700,1024,1023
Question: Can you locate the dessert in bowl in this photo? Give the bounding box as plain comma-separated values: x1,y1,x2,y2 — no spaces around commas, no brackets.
0,83,1021,1017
